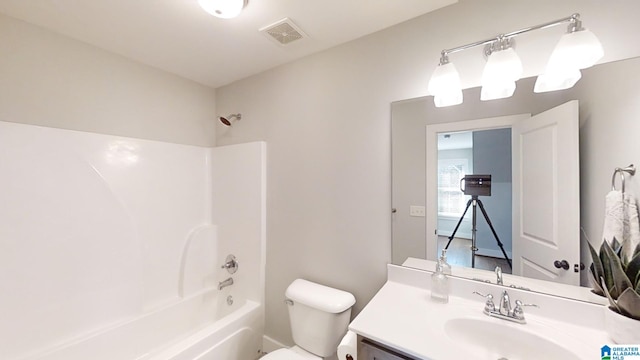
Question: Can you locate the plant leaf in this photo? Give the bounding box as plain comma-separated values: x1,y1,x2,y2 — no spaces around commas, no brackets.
588,240,606,288
617,288,640,320
634,242,640,259
600,241,616,295
603,240,633,299
601,277,622,313
603,241,633,299
588,267,605,296
612,236,622,253
626,251,640,288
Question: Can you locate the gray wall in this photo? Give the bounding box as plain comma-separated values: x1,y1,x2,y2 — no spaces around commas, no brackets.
215,0,640,347
0,13,217,146
473,128,512,257
577,57,640,285
3,0,639,351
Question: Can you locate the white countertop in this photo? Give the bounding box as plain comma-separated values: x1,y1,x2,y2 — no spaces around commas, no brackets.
402,257,608,306
349,265,611,360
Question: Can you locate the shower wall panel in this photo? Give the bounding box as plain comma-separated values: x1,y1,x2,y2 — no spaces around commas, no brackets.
0,121,265,359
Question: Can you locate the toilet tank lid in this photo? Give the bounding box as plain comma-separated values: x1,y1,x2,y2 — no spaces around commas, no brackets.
285,279,356,314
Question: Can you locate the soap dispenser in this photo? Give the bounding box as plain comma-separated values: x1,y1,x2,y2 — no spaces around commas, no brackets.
438,249,452,276
430,261,449,303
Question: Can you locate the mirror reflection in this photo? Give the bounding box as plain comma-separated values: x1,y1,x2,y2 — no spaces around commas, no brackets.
391,56,640,303
436,129,512,272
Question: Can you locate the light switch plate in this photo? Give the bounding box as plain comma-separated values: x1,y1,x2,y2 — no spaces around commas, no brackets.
409,205,425,217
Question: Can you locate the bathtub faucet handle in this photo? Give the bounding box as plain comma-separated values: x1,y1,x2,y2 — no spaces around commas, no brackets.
221,254,239,274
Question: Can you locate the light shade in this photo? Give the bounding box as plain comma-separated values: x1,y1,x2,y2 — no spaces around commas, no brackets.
428,62,463,107
535,27,602,93
481,81,516,101
534,68,582,93
198,0,246,19
546,28,604,71
480,47,522,101
482,47,523,84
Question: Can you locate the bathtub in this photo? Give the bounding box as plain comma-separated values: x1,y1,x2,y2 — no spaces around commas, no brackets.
24,289,263,360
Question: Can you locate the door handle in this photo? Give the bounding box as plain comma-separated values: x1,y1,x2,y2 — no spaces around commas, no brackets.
554,260,570,270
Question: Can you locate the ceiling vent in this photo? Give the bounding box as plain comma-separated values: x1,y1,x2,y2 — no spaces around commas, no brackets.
259,18,307,46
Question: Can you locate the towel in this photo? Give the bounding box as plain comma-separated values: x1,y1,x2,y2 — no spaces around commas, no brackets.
602,190,640,263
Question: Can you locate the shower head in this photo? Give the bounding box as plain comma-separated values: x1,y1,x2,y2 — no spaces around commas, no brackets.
218,113,241,126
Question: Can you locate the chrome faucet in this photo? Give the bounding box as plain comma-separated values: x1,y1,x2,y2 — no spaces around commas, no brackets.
498,290,511,316
495,266,503,285
218,277,234,290
473,290,538,324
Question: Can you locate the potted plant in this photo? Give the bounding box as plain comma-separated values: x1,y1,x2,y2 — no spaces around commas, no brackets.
588,238,640,343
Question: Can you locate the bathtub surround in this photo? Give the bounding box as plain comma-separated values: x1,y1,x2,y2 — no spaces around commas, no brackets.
0,120,266,359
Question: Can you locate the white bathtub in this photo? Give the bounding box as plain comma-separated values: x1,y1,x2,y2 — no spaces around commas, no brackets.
24,290,263,360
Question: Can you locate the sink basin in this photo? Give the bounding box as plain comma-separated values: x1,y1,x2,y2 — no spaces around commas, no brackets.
444,318,580,360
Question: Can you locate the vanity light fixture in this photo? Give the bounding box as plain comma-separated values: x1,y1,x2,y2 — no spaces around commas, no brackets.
428,13,603,107
427,54,463,107
480,36,523,101
198,0,248,19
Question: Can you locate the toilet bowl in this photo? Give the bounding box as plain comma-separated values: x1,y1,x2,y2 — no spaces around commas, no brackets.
262,279,356,360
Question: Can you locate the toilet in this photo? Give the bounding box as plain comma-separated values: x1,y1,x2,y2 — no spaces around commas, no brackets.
262,279,356,360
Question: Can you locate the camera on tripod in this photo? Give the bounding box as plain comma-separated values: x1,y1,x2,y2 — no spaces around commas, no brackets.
447,173,512,269
460,174,492,197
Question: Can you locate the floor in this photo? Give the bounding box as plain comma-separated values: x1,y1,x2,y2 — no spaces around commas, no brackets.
437,236,512,274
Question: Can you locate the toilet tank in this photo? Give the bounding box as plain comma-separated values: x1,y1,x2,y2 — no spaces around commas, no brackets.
285,279,356,357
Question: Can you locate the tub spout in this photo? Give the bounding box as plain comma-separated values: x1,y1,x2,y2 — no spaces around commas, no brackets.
218,277,234,290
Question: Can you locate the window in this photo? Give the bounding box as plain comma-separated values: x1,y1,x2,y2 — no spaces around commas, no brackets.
438,158,470,217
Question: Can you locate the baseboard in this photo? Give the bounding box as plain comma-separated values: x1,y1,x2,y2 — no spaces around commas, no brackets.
262,335,286,354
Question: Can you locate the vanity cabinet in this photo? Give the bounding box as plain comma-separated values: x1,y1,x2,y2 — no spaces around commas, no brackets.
360,338,420,360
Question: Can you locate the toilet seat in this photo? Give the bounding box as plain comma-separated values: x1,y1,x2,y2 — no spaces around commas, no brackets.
261,346,321,360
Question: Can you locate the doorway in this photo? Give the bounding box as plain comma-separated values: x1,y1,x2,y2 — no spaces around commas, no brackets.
435,128,513,272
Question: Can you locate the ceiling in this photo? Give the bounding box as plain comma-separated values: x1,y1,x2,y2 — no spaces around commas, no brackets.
0,0,456,88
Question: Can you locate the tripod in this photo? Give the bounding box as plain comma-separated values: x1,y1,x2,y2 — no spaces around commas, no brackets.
444,195,512,269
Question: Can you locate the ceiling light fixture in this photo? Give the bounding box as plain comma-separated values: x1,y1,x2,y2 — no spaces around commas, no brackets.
428,13,603,107
198,0,248,19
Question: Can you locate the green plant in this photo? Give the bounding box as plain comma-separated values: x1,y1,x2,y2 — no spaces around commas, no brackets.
589,237,640,320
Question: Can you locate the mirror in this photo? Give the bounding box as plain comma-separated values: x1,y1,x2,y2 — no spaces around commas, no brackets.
391,56,640,303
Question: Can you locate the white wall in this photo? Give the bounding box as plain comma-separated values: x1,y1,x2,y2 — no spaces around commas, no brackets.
0,13,217,146
215,0,640,346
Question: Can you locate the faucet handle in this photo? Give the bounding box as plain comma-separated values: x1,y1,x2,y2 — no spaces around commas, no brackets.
513,300,539,320
473,291,496,313
221,254,239,274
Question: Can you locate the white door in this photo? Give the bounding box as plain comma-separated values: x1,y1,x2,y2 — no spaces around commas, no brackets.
512,100,580,285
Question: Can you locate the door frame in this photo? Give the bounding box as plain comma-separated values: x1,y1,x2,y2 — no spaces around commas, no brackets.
425,114,531,261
